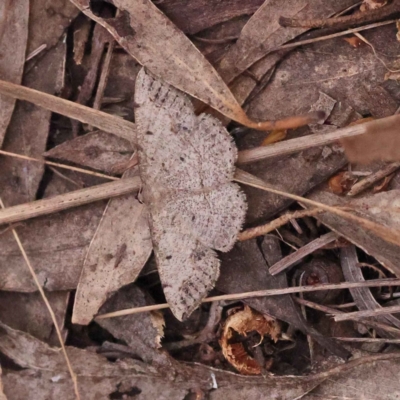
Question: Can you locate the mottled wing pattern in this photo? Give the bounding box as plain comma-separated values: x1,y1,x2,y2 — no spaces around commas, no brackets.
135,69,246,320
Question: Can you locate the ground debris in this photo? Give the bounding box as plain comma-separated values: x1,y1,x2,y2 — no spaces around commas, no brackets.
1,0,400,397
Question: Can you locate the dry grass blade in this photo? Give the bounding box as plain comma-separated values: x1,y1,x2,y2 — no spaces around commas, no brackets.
269,232,338,275
237,114,400,164
347,162,400,196
0,150,118,181
0,198,80,400
234,168,400,247
295,296,400,335
0,177,141,226
335,337,400,343
272,20,396,52
95,278,400,319
0,79,137,141
334,305,400,322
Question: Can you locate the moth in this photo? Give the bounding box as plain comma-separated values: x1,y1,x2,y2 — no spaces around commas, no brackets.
134,69,247,320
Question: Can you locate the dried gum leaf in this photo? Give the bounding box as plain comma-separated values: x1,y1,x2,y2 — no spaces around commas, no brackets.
69,0,318,130
44,130,134,175
72,169,152,325
0,0,29,146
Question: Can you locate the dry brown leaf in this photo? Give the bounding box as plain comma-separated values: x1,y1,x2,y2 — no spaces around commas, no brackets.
27,0,79,55
220,305,281,375
69,0,248,125
72,168,152,325
304,351,400,400
69,0,318,130
216,1,357,84
135,69,247,320
97,284,166,364
0,40,66,207
44,130,134,175
0,321,317,399
2,320,400,399
308,189,400,276
0,365,5,400
0,291,69,346
158,0,264,35
0,202,105,292
0,0,29,147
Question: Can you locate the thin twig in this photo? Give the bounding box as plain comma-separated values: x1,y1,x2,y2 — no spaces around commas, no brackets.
234,168,400,247
0,198,80,400
279,2,400,29
25,44,47,62
295,296,400,335
95,278,400,319
0,176,141,226
238,208,322,241
272,20,395,52
269,232,338,276
334,337,400,343
92,41,115,112
0,79,137,141
347,162,400,196
192,35,238,44
340,245,400,330
48,167,83,189
1,78,399,164
237,114,400,164
334,305,400,322
0,149,118,181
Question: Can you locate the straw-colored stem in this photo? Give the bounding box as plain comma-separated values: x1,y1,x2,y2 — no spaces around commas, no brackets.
95,278,400,319
0,176,141,226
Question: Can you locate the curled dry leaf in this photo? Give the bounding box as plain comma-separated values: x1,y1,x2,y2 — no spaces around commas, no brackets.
134,68,247,320
328,171,357,195
0,0,29,146
220,305,281,375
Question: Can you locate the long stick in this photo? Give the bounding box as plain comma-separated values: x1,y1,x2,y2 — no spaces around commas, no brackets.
237,114,400,164
1,78,400,165
0,79,137,141
95,278,400,319
0,176,141,226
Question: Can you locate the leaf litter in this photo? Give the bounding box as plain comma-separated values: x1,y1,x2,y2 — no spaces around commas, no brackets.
2,0,400,398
